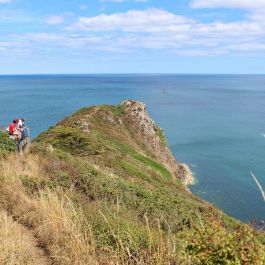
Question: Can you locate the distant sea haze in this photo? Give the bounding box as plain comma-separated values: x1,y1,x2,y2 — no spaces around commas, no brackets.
0,74,265,222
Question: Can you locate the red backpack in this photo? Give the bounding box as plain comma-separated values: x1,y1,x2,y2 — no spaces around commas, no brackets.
9,123,16,135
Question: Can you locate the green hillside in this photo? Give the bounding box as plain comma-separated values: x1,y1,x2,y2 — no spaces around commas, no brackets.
0,101,264,264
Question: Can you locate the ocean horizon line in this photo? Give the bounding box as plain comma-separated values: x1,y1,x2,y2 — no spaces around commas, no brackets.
1,73,265,77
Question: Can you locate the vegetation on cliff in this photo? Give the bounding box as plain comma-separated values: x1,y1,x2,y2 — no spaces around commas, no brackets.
0,101,264,264
0,131,16,155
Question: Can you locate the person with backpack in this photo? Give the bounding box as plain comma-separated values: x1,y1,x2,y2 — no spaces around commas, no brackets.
17,122,30,154
8,119,22,141
7,118,30,154
8,120,16,135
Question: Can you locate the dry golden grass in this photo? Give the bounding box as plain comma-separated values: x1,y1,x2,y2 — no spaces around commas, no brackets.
0,152,264,264
0,153,43,181
0,153,97,265
0,210,36,265
0,184,97,265
36,189,96,264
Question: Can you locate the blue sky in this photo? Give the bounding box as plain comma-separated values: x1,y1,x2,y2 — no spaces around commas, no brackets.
1,0,265,74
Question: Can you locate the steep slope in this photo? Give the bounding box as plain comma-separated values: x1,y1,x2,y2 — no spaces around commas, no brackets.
0,100,264,264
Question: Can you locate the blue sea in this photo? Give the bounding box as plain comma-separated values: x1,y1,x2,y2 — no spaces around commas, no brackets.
0,74,265,222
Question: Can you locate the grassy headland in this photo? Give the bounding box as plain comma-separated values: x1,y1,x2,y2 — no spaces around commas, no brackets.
0,100,264,264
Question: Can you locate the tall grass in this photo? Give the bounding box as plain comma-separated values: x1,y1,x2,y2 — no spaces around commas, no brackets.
0,152,264,264
0,153,97,264
0,210,35,265
0,184,97,264
36,189,96,264
0,153,42,181
250,171,265,201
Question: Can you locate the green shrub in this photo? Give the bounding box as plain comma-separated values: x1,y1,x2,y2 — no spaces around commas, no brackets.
184,221,265,264
0,131,16,154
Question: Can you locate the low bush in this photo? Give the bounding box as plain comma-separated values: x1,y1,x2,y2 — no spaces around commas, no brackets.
0,131,16,155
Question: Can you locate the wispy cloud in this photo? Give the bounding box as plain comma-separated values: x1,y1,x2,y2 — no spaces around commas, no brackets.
67,9,193,32
3,6,265,61
0,0,12,3
2,1,265,73
62,8,265,56
190,0,265,9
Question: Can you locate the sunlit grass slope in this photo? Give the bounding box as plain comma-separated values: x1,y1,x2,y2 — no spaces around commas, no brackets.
0,102,264,264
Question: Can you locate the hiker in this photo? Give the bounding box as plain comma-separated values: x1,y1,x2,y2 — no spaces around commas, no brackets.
8,119,22,141
17,122,30,154
17,118,23,129
8,118,30,154
8,119,17,135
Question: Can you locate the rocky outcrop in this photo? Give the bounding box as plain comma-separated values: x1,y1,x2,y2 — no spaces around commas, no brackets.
121,100,194,186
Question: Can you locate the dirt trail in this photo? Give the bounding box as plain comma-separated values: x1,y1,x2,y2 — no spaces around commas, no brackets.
14,219,53,265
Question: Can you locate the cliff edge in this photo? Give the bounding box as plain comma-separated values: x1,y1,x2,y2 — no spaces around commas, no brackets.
121,100,194,186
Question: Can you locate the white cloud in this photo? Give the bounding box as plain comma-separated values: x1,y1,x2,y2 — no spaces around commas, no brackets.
68,9,193,32
63,8,265,56
44,15,65,25
0,0,12,3
4,8,265,57
67,8,264,36
249,9,265,23
190,0,265,9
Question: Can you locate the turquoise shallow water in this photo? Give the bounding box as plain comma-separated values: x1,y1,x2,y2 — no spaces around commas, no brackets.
0,74,265,222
